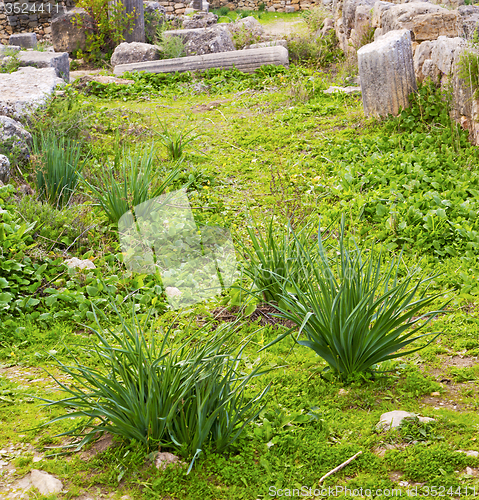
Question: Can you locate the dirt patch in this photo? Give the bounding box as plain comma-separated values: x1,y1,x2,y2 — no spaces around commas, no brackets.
211,304,294,328
191,100,230,112
80,433,120,461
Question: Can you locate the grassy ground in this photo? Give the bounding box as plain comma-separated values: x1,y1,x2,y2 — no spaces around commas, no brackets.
1,60,479,499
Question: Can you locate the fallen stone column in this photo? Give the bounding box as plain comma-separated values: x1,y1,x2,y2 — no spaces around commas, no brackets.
113,46,289,76
358,29,417,117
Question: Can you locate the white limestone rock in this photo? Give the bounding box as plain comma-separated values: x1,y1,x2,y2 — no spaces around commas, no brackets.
377,410,435,431
358,29,417,117
110,42,160,67
0,67,65,119
64,257,96,270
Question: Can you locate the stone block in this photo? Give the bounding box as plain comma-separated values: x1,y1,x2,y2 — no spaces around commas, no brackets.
162,26,234,56
51,8,87,53
114,46,289,75
413,11,459,41
9,32,36,48
247,39,288,49
358,29,417,117
17,50,70,82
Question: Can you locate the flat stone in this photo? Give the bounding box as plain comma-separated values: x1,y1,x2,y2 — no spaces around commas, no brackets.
162,26,235,56
17,51,70,82
114,46,289,76
155,451,183,469
0,45,20,56
324,85,361,94
0,67,64,119
9,32,36,49
358,29,417,117
377,410,436,430
64,257,96,270
30,470,63,495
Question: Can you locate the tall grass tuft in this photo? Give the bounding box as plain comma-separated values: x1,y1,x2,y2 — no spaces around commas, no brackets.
32,133,87,208
40,305,269,472
154,118,202,160
262,217,448,381
236,217,318,304
83,144,180,224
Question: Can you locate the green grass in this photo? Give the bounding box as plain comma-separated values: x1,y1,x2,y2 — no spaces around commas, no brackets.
1,61,479,499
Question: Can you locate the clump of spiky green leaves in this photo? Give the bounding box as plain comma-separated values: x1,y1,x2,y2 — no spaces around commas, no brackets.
236,217,317,304
32,132,88,208
154,117,202,160
82,143,180,224
40,305,269,472
262,217,448,381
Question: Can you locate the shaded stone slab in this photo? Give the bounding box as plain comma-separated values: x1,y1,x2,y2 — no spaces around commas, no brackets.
0,67,65,119
9,33,37,49
17,51,70,82
358,29,417,117
113,46,289,76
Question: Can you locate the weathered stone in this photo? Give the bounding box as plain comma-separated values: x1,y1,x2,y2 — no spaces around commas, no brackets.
0,67,64,119
430,35,465,75
155,452,183,469
182,12,218,29
414,39,435,78
9,32,37,49
30,470,63,496
321,17,335,36
0,155,10,184
358,29,417,117
0,116,32,158
162,26,235,56
74,75,135,89
247,39,287,49
372,0,390,28
51,8,88,53
421,58,440,83
458,5,479,40
342,0,375,35
114,45,289,75
17,51,70,82
377,410,435,431
413,11,459,41
110,41,159,66
381,2,456,41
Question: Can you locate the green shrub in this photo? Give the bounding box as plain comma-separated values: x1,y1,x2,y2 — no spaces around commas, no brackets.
301,6,329,33
262,217,448,381
32,133,88,209
288,31,342,67
72,0,135,63
157,32,186,59
40,308,269,472
0,48,21,74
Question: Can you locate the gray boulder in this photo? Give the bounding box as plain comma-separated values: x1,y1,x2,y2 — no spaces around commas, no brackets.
162,26,235,56
342,0,375,35
0,45,20,57
458,5,479,40
0,116,32,159
17,51,70,83
183,12,218,29
9,33,37,49
430,36,465,75
51,8,88,53
110,42,160,67
0,155,10,184
233,16,264,38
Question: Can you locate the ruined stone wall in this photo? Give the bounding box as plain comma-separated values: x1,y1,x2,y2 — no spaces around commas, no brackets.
0,0,73,44
155,0,321,15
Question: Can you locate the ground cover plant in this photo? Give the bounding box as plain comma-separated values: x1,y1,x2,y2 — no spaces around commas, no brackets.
2,18,479,499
